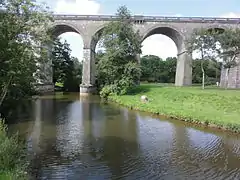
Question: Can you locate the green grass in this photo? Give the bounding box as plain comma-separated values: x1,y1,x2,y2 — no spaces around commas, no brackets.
0,120,28,180
109,83,240,132
55,82,63,87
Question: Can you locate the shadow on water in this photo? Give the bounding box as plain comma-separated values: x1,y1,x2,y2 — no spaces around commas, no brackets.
8,93,240,180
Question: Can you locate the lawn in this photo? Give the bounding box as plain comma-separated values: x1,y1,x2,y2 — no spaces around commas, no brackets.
109,84,240,132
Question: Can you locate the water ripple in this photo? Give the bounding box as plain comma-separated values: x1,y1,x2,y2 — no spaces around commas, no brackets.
9,96,240,180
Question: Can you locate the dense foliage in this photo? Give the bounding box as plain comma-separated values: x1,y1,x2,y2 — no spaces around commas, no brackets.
0,0,53,177
0,0,53,117
140,55,177,83
51,38,82,92
128,54,221,85
96,6,142,98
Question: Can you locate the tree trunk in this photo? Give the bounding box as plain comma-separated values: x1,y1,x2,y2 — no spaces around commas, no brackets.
225,68,230,89
215,68,218,82
0,76,13,107
201,61,205,89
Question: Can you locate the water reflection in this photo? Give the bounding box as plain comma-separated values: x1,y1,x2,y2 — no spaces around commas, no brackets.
9,94,240,180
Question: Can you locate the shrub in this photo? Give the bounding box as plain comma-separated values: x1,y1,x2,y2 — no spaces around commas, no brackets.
0,119,28,179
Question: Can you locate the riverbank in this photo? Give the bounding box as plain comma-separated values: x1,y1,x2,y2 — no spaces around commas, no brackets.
109,84,240,133
0,120,28,180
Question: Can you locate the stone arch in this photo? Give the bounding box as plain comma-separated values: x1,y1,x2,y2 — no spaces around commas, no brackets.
90,24,107,51
50,22,85,44
141,24,192,86
46,22,86,92
142,24,185,54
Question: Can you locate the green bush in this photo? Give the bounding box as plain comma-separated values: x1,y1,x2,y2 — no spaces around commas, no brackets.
0,119,28,180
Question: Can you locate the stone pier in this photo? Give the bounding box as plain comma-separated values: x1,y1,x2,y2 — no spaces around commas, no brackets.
220,63,240,88
80,48,97,95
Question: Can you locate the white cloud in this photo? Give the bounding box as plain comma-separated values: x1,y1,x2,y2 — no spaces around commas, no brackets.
55,0,100,15
220,12,240,18
54,0,100,61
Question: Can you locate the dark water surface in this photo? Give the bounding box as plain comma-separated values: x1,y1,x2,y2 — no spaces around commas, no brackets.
9,93,240,180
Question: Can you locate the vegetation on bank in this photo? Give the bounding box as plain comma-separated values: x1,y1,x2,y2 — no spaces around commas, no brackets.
0,0,52,177
109,84,240,132
0,120,27,180
95,6,142,98
0,0,53,118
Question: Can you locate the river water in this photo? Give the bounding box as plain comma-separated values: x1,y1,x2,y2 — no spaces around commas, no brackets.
9,93,240,180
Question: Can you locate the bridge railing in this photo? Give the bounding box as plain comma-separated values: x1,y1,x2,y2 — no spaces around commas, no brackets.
53,14,240,23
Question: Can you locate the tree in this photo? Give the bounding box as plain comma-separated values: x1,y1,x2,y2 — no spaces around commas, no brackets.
96,6,142,98
140,55,177,83
0,0,53,115
192,59,221,85
140,55,163,82
164,57,177,83
187,28,218,89
51,38,83,92
63,56,82,92
215,28,240,88
51,37,72,85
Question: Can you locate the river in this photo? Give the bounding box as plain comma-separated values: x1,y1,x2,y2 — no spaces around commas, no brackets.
9,93,240,180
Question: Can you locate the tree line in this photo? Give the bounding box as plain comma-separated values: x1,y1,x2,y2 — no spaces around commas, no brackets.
139,55,222,85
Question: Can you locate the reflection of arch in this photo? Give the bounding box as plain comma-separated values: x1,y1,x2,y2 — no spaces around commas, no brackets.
142,24,185,54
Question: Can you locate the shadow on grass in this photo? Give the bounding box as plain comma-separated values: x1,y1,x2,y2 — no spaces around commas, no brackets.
127,83,163,95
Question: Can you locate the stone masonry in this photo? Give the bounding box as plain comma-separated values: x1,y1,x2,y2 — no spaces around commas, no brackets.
42,14,240,94
220,56,240,88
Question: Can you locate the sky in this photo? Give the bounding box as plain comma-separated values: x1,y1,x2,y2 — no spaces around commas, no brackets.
41,0,240,61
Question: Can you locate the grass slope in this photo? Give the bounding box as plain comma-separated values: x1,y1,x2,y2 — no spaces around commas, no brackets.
109,84,240,132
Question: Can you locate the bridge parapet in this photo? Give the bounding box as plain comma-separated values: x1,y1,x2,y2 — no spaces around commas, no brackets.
53,14,240,24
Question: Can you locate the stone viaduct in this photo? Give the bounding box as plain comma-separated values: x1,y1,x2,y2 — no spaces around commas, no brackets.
40,14,240,94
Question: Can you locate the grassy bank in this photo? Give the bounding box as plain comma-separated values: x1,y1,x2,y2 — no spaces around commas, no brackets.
0,120,27,180
109,84,240,132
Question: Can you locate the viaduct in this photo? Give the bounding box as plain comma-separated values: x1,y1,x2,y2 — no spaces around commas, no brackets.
38,14,240,94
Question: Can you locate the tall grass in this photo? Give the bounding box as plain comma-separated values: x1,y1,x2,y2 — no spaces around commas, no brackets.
0,119,28,180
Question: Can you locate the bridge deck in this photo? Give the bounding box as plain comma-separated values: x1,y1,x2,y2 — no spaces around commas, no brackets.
53,14,240,24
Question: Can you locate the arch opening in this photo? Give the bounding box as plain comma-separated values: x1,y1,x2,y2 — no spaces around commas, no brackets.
90,27,106,54
142,27,184,52
207,27,225,34
140,27,182,84
49,24,84,92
